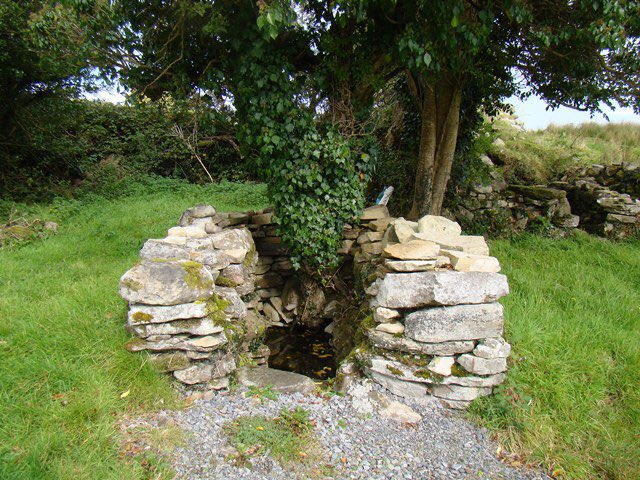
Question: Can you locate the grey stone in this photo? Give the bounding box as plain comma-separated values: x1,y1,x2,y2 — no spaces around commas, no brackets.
128,302,209,324
384,259,436,272
474,337,511,359
366,370,429,398
375,272,509,309
368,391,422,423
441,372,506,388
125,333,227,352
457,354,508,375
190,204,217,218
119,260,214,306
216,286,247,319
417,215,462,236
128,317,224,338
140,239,189,261
404,303,504,343
360,205,390,220
236,366,316,394
210,228,254,251
366,329,475,356
430,384,492,401
427,356,455,376
174,363,214,384
375,322,404,334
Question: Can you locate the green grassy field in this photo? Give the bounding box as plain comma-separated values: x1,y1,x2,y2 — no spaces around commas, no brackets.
0,180,267,479
1,180,638,479
474,233,640,479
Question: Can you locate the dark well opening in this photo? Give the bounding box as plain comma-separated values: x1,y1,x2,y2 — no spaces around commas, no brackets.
264,323,336,380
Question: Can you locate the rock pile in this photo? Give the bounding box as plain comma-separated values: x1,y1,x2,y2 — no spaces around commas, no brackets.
120,205,269,389
355,211,511,409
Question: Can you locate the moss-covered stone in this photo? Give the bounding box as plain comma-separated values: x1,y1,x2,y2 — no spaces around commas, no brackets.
132,311,153,323
386,365,404,377
121,277,143,292
451,363,473,377
148,352,191,372
215,276,238,288
206,293,230,325
181,260,213,290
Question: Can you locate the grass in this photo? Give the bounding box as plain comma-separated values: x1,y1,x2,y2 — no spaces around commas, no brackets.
471,232,640,480
0,178,267,479
224,406,316,464
487,116,640,183
1,175,638,479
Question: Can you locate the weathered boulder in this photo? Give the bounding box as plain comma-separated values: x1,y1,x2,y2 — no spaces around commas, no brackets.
119,260,214,306
366,370,429,398
404,303,504,343
216,286,248,319
173,363,214,384
412,232,490,256
210,228,254,251
167,226,208,238
368,391,422,423
373,307,400,323
375,272,509,309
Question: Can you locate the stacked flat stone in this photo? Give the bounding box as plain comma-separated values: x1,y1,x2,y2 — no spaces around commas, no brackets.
556,164,640,238
356,209,511,409
119,204,268,389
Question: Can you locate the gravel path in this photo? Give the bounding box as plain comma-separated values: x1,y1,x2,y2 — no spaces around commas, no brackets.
144,380,549,480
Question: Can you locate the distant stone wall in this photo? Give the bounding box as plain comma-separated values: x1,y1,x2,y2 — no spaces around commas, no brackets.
453,160,639,238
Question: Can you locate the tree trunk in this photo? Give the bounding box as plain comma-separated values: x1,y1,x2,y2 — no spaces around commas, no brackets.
407,74,463,219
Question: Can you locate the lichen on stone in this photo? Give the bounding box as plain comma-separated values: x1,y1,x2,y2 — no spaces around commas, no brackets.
121,278,143,292
181,260,213,290
131,311,153,323
206,293,230,325
215,276,238,288
386,365,405,377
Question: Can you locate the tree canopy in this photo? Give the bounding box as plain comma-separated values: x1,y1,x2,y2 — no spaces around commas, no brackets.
3,0,639,269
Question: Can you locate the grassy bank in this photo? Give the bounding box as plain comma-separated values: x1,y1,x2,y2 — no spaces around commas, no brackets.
473,233,640,479
488,118,640,183
0,180,267,479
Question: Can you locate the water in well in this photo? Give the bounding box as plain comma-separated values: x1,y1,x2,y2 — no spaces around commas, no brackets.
264,324,336,380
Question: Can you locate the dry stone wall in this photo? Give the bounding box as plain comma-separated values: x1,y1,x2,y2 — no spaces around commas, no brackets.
119,203,512,409
454,160,638,238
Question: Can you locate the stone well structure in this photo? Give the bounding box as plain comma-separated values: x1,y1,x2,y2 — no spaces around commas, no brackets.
119,203,511,409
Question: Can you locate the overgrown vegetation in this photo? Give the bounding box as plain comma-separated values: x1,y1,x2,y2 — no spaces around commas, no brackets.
471,232,640,480
0,179,267,479
486,117,640,184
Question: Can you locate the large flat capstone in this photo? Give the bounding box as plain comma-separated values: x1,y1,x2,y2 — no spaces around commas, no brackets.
119,260,214,306
236,367,316,395
375,271,509,309
404,303,504,343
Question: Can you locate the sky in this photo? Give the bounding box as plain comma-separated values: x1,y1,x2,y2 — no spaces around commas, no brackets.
88,84,640,131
